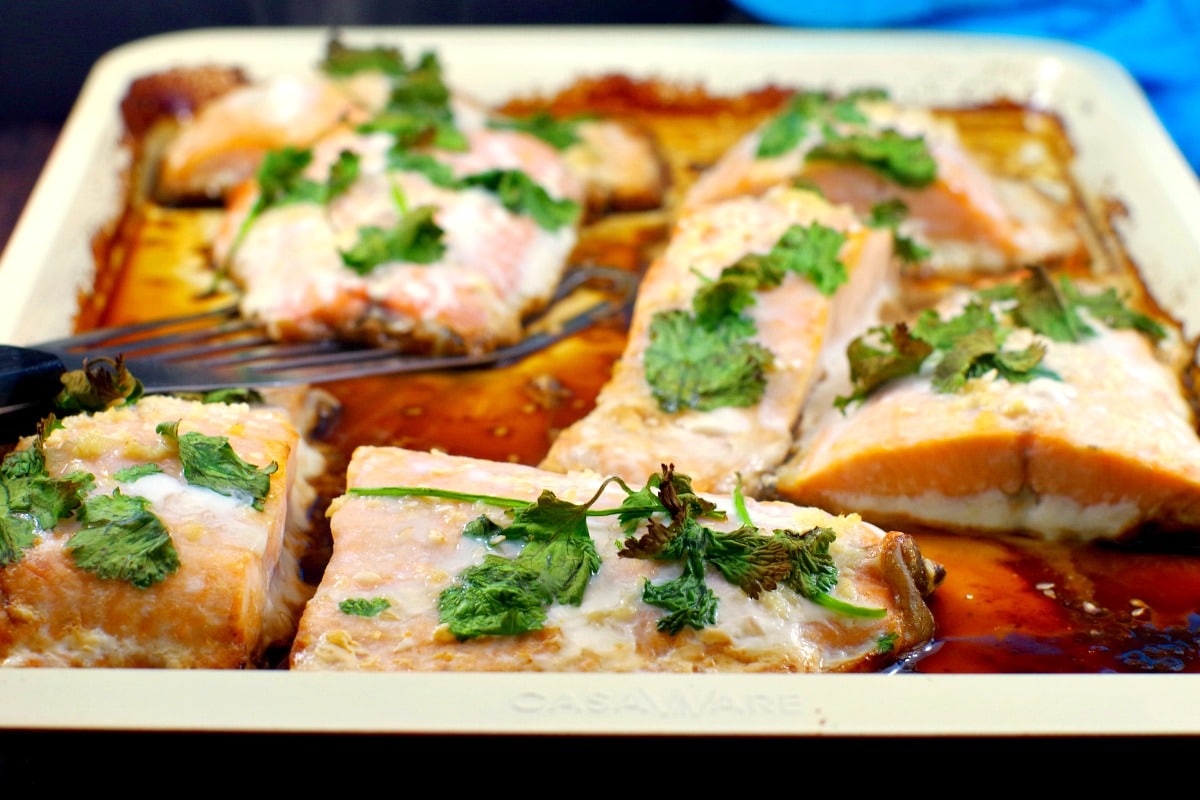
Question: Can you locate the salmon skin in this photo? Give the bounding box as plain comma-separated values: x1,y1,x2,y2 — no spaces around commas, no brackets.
289,446,943,673
683,89,1081,278
540,185,896,495
0,394,317,668
772,269,1199,543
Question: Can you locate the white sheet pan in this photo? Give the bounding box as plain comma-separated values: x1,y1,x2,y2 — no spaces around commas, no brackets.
1,26,1199,736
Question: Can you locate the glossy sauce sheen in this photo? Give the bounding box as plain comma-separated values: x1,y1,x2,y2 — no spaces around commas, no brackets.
88,77,1200,673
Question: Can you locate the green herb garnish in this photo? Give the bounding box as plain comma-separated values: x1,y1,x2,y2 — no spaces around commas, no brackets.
0,431,92,566
352,463,881,639
339,205,447,273
113,463,162,483
155,420,277,511
644,222,847,413
756,89,937,188
834,267,1162,409
66,489,179,589
867,199,932,265
460,169,581,231
339,597,392,617
488,111,585,150
53,356,143,415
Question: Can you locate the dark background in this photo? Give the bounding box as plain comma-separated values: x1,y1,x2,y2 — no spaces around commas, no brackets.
1,1,753,125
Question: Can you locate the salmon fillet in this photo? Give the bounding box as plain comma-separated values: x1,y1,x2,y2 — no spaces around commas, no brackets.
211,118,583,352
289,447,942,672
773,272,1200,542
683,91,1081,276
154,63,669,217
0,395,315,668
539,185,896,494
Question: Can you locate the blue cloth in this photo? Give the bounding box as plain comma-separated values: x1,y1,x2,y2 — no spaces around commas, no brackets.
730,0,1200,176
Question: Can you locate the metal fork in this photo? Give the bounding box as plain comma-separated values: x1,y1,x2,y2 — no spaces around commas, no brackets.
0,265,638,424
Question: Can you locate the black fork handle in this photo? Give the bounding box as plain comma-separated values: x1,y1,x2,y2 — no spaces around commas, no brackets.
0,346,68,437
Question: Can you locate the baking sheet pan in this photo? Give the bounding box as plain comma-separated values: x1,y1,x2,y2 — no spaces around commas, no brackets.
1,25,1199,736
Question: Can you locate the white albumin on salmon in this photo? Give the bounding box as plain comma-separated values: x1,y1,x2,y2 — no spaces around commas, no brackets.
289,446,943,673
772,273,1200,542
539,185,896,495
0,394,320,668
683,91,1082,277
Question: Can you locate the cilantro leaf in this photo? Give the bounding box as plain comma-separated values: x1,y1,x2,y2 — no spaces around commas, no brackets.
619,464,793,632
460,169,581,231
339,597,392,617
156,420,277,511
640,541,719,635
647,222,847,414
499,490,603,604
0,437,92,566
767,222,848,296
229,146,360,256
321,39,408,76
386,150,458,188
1058,274,1166,341
756,91,830,158
755,89,936,188
68,490,179,589
361,107,465,151
437,484,609,640
200,387,265,405
704,524,794,598
644,310,773,413
777,526,839,598
835,323,933,411
113,463,162,482
867,199,931,265
53,356,144,415
930,327,1052,393
438,556,551,638
488,111,584,150
808,129,937,188
339,206,447,273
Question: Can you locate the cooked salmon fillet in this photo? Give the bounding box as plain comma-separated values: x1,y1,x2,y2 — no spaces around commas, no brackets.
772,277,1200,542
0,395,315,668
209,114,584,352
539,185,895,494
156,69,385,202
683,92,1081,276
154,64,669,217
289,446,942,672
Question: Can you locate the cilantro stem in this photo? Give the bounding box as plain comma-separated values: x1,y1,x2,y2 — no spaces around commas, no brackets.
812,592,888,618
349,486,531,509
732,474,752,526
347,485,661,518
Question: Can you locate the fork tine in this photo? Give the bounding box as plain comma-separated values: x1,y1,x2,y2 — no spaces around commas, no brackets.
41,306,242,352
26,265,639,393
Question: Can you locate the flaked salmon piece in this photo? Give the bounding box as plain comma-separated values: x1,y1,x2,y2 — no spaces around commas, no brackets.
683,92,1081,276
156,70,386,202
0,394,318,668
563,118,669,217
212,121,582,352
773,275,1200,542
288,447,943,672
539,185,896,494
153,59,666,217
